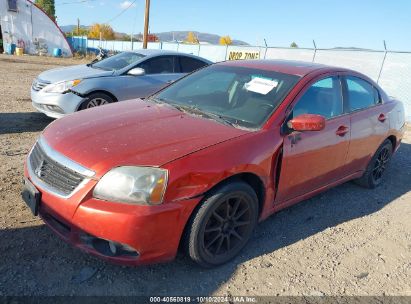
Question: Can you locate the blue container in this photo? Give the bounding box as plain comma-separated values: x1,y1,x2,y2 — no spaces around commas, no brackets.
53,48,62,57
5,43,16,55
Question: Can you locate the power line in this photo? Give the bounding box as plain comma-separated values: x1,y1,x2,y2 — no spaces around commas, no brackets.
104,0,138,24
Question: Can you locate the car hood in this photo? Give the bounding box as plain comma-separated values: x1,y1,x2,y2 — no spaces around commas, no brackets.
37,64,114,83
42,100,250,176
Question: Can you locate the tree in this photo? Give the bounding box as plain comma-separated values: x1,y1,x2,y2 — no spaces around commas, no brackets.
184,32,199,44
121,34,131,41
65,27,88,37
88,23,115,40
219,35,232,45
35,0,55,20
290,42,299,48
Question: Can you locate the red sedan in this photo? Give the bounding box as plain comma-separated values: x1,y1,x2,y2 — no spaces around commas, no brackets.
22,60,405,267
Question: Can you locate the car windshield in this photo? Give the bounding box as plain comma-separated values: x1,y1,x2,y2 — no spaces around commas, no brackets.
91,52,146,71
154,65,300,129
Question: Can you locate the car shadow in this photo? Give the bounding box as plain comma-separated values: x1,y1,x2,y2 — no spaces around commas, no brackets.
0,112,53,135
1,143,410,296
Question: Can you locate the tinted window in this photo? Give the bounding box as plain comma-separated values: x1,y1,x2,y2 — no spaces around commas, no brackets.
346,76,380,111
155,65,300,129
179,57,208,73
293,77,343,119
8,0,17,11
138,56,175,74
91,52,145,71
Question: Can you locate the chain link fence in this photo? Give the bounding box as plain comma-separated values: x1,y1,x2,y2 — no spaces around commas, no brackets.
69,37,411,121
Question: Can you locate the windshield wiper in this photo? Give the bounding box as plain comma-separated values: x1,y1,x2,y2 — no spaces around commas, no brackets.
169,104,238,127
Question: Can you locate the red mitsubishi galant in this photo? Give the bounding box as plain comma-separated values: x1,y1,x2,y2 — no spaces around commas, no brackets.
22,60,405,267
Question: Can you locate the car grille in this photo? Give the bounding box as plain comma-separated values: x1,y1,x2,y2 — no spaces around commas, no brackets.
32,78,51,91
29,142,85,196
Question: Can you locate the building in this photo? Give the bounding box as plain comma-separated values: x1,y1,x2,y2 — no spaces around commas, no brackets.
0,0,73,56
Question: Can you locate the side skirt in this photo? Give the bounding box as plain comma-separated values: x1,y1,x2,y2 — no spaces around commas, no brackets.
262,170,364,220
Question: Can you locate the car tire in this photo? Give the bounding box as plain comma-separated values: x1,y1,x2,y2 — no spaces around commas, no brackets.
183,182,259,268
354,139,393,189
79,92,115,110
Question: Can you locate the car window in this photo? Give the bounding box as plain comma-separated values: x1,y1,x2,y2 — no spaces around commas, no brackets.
138,56,175,74
155,65,300,129
91,52,145,71
179,57,208,73
293,76,343,119
346,76,380,111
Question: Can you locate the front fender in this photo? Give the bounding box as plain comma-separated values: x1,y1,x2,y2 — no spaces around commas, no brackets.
71,77,120,98
162,129,283,217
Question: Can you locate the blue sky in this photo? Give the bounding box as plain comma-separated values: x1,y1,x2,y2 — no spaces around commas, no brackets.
55,0,411,51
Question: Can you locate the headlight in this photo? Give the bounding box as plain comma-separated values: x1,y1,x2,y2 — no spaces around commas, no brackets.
93,166,168,205
43,79,81,93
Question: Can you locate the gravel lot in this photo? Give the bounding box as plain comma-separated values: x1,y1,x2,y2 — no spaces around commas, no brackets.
0,54,410,297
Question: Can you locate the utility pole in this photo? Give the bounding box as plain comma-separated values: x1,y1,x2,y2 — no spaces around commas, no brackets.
142,0,150,49
77,18,80,36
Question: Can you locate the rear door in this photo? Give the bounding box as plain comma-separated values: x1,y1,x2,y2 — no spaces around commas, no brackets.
275,75,351,203
178,56,209,75
342,75,389,173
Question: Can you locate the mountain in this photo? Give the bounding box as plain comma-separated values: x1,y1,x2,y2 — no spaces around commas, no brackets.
153,31,249,46
60,25,90,32
60,26,249,45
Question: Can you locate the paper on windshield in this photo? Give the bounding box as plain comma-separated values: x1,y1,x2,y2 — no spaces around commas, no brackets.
244,77,278,95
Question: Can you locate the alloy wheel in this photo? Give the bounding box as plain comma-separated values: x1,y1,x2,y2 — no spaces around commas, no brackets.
202,194,253,258
86,98,109,108
372,146,390,182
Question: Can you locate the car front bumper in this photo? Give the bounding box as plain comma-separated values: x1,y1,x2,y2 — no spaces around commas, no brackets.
23,165,200,265
31,88,85,119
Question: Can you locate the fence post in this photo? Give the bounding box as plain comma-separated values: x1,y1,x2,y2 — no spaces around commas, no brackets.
263,39,268,59
225,45,228,61
312,40,317,62
377,40,388,84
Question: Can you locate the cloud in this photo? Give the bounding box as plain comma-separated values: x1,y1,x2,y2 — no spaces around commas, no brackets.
120,1,136,9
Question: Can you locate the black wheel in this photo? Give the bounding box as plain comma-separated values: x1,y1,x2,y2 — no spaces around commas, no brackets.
79,92,115,110
183,182,258,268
354,139,393,188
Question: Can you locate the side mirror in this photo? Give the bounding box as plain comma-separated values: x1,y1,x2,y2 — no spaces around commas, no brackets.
127,68,145,76
287,114,325,131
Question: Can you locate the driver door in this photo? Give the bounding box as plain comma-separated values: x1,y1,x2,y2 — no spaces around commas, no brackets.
122,56,180,100
275,76,351,203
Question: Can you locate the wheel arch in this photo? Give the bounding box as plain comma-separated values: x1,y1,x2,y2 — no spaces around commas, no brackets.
178,171,266,254
78,90,118,109
386,135,397,152
191,172,266,221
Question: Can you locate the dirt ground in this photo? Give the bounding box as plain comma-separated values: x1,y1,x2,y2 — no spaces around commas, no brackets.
0,54,410,297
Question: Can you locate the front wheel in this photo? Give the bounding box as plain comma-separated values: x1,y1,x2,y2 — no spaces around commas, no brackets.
80,92,115,110
183,182,259,268
354,139,393,188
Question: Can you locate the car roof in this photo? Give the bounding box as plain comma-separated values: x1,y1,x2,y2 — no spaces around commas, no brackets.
128,49,211,62
219,59,344,77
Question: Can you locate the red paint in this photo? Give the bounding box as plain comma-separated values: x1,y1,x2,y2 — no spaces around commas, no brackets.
24,60,405,265
288,114,325,131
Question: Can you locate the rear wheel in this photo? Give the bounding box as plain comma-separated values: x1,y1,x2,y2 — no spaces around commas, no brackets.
354,139,393,188
183,182,258,268
80,92,115,110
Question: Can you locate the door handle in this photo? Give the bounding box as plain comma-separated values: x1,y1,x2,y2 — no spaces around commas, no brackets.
336,125,349,137
166,80,174,84
378,113,386,122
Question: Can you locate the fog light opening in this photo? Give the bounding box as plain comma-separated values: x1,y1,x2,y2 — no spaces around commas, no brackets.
80,233,139,258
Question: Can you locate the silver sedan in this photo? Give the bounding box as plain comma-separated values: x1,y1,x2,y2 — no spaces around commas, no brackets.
31,49,212,118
